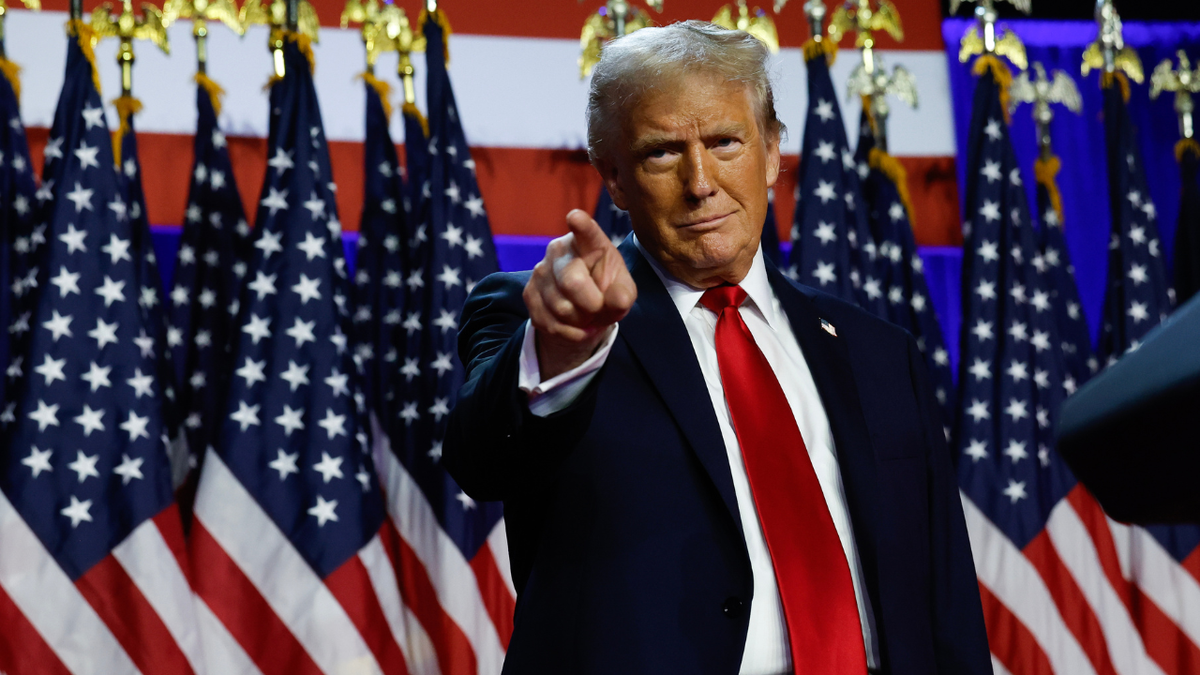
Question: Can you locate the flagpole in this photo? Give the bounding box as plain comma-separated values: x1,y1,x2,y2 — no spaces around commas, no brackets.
195,17,208,73
70,0,80,21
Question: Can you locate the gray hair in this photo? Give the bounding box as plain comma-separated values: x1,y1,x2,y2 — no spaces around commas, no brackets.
585,20,785,165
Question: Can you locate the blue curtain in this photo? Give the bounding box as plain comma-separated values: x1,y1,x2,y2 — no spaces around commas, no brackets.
943,18,1200,346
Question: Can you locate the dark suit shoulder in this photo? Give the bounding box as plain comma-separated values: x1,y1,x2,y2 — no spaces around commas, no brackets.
776,274,914,348
458,271,533,378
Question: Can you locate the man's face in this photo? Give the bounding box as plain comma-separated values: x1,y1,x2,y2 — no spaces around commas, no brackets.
600,72,781,288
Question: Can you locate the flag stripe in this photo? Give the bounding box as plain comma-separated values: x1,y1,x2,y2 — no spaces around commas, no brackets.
152,504,193,581
0,487,141,675
358,529,445,675
324,541,412,675
1109,522,1200,646
978,581,1056,675
75,553,195,675
193,591,264,675
190,519,322,675
0,580,73,675
193,451,381,674
110,517,207,673
379,448,507,674
385,518,480,675
468,544,515,650
962,493,1100,675
486,520,516,598
1045,496,1166,675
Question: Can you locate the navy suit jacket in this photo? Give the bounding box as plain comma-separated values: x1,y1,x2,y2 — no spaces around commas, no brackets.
444,241,992,675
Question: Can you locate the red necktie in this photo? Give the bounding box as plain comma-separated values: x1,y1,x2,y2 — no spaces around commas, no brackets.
700,285,867,674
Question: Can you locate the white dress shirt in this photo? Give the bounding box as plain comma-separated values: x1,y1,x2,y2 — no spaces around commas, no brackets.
517,238,879,674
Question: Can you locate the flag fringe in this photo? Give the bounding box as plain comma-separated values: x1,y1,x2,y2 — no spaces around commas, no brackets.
418,7,453,66
972,55,1013,124
0,58,21,101
861,94,880,140
1034,154,1065,229
868,147,916,228
111,95,143,165
359,71,394,120
66,19,103,95
801,38,837,66
1175,138,1200,163
1101,71,1131,104
287,31,317,74
195,72,226,117
402,101,430,139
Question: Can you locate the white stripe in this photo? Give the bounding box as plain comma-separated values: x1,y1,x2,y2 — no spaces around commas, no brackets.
6,9,955,156
357,535,444,675
194,595,263,675
960,492,1098,675
991,654,1013,675
1109,521,1200,647
376,445,506,675
111,518,209,674
192,451,382,675
0,489,141,675
1045,498,1164,675
485,520,517,598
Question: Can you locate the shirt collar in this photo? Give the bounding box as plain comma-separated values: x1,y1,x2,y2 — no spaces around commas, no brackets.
632,233,783,331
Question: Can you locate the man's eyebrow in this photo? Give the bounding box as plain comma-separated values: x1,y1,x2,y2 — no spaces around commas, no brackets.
628,133,677,154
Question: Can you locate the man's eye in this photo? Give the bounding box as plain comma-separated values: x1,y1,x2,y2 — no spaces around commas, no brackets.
716,138,737,148
647,149,668,159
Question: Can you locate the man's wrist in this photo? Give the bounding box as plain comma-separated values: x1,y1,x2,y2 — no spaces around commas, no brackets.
535,325,614,381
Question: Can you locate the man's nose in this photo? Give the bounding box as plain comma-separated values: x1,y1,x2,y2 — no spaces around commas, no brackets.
681,145,719,201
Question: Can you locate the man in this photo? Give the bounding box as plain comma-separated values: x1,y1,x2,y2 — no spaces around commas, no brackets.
445,21,991,675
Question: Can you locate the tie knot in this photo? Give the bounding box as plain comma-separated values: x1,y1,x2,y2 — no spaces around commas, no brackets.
700,285,748,314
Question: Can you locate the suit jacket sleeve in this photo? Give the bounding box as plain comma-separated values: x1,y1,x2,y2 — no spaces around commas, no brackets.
443,271,600,503
908,334,993,674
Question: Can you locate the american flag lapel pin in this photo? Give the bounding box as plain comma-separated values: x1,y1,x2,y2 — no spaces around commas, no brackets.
821,319,837,337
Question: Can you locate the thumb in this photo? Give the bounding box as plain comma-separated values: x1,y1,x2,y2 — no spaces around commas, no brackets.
566,209,614,261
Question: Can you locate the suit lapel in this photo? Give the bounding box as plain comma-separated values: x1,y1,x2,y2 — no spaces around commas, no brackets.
766,265,886,644
616,241,744,536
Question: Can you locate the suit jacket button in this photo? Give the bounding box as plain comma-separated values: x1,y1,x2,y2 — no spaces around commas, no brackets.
722,597,745,619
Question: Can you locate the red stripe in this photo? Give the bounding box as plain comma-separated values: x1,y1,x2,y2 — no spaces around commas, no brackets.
1182,546,1200,587
977,581,1056,675
30,0,947,50
379,520,479,675
75,553,196,675
152,503,192,585
325,542,411,675
469,543,515,650
190,519,324,675
24,130,964,250
1067,486,1200,675
1022,529,1120,675
0,582,72,675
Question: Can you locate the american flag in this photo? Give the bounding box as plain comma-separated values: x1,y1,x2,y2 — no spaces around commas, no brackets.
762,188,782,266
0,30,203,674
166,77,250,501
786,46,886,318
353,75,408,426
0,57,40,411
1175,140,1200,305
188,38,409,674
1032,155,1095,397
592,184,631,246
377,12,514,674
957,58,1200,675
854,111,956,434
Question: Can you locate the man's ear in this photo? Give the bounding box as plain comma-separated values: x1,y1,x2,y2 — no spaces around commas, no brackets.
597,158,630,211
765,132,782,189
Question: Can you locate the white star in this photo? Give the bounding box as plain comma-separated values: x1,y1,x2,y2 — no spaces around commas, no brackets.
268,147,294,172
33,353,67,385
1002,480,1028,504
1129,301,1149,323
275,405,305,436
889,202,906,222
812,261,837,286
171,285,191,307
198,289,216,309
210,170,226,189
1008,321,1028,342
436,265,462,289
59,224,88,254
1006,360,1029,382
977,240,999,263
1004,398,1029,422
286,317,316,347
1129,226,1146,245
400,401,420,425
1004,439,1029,463
324,369,350,397
230,401,261,430
81,104,105,129
243,314,272,344
431,352,454,376
190,372,207,389
317,408,347,439
236,357,267,386
308,495,339,526
1010,284,1027,304
356,467,371,492
429,397,451,421
94,275,126,307
303,192,326,220
863,277,882,300
312,452,345,483
1128,264,1148,285
44,136,64,160
464,195,486,218
971,319,993,342
292,274,322,304
28,400,60,430
433,309,458,333
814,99,835,122
269,449,300,480
80,361,112,391
980,160,1001,183
74,141,100,170
406,270,425,290
61,496,94,528
1031,290,1050,313
966,399,990,422
1141,201,1157,221
21,446,53,478
126,368,155,398
814,221,837,245
330,326,348,354
297,232,327,261
120,411,150,441
43,310,74,341
66,182,94,212
67,449,101,482
280,360,310,391
139,285,159,309
984,119,1002,140
456,491,477,510
403,312,423,335
113,454,144,485
814,140,836,163
964,439,988,462
255,229,284,258
933,348,949,366
975,280,996,301
814,180,837,204
978,200,1000,223
261,187,289,216
442,223,464,248
101,234,132,264
248,271,278,300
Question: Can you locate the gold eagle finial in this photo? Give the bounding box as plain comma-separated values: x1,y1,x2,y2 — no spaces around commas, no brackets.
712,0,779,53
952,0,1029,72
1081,0,1142,83
1150,51,1200,140
578,0,663,79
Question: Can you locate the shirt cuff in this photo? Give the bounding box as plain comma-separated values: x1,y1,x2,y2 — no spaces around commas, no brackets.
518,320,618,417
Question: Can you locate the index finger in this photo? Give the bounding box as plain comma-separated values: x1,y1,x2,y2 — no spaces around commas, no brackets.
566,209,614,260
